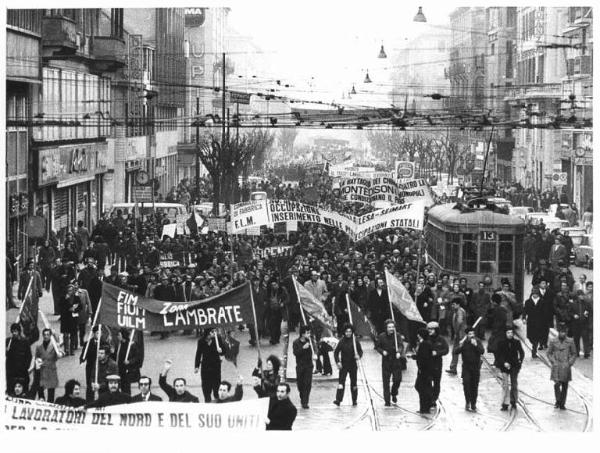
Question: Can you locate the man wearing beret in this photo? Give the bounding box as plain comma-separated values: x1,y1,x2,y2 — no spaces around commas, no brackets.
455,326,484,411
427,321,449,408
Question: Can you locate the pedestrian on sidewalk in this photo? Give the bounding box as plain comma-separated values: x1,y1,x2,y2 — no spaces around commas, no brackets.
495,326,524,411
455,326,484,411
547,323,577,409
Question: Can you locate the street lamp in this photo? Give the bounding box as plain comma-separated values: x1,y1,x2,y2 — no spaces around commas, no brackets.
413,6,427,22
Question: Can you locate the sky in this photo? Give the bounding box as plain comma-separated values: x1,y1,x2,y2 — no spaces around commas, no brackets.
227,2,456,107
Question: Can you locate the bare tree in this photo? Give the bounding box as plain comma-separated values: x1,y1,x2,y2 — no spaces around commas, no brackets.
198,129,274,211
435,129,462,184
277,128,299,157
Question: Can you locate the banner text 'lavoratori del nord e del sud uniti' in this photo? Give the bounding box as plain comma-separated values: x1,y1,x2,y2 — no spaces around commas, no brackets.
4,397,269,431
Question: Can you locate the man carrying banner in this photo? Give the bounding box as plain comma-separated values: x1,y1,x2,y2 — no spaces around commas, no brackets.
266,383,298,431
91,344,118,395
375,319,406,406
6,322,33,392
87,374,132,408
159,359,200,402
194,328,228,402
292,325,314,409
131,376,163,402
113,328,142,395
333,324,363,406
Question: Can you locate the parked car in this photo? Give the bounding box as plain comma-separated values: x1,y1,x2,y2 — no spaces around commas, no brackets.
548,203,570,218
528,214,569,231
574,234,593,269
509,206,534,220
559,227,587,246
487,197,512,210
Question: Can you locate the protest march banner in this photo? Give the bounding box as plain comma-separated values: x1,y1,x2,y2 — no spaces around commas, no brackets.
97,282,254,332
231,200,270,232
161,223,177,238
4,397,269,431
256,245,294,259
206,217,227,232
353,201,425,240
175,214,191,235
395,178,435,207
338,177,371,204
229,199,425,240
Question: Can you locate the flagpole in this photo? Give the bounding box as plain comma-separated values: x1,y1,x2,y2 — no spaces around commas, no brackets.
458,316,482,345
345,294,358,358
248,281,262,361
38,309,64,357
82,297,103,362
384,269,400,353
94,323,102,400
15,276,34,323
415,233,423,280
124,328,136,362
292,276,317,363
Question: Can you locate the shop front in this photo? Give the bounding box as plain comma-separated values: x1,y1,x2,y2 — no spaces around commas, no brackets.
35,142,108,239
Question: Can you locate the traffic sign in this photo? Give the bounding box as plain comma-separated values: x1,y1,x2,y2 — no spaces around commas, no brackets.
133,185,153,202
551,172,568,186
395,161,414,180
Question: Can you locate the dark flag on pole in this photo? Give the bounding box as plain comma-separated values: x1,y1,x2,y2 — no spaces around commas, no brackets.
223,330,240,367
346,296,377,339
18,278,40,342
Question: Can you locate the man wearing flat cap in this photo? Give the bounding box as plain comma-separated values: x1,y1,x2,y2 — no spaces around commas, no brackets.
86,374,132,408
495,326,524,411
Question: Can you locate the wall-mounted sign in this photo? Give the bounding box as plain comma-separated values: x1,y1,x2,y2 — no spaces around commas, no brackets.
185,8,206,27
38,143,108,187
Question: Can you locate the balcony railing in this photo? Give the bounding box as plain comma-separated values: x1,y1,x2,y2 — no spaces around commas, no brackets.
504,82,563,100
91,35,127,70
42,15,77,53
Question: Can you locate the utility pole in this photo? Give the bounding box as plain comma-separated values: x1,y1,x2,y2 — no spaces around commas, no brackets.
221,52,226,147
195,96,200,201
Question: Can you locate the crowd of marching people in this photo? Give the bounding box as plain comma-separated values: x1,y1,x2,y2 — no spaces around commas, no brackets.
5,164,594,429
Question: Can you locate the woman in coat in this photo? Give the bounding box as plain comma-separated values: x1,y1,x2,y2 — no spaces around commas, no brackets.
34,328,61,402
547,324,577,410
252,354,281,398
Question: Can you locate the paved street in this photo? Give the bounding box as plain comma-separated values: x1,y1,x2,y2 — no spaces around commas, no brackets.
6,264,593,432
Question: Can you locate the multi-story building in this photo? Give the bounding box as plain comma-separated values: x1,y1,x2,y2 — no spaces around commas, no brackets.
32,9,117,239
505,6,593,207
559,7,593,213
116,8,185,202
391,30,451,113
6,10,43,264
485,7,517,183
178,7,230,185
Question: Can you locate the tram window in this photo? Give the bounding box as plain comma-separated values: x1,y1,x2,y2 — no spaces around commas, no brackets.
499,240,513,273
462,239,477,272
480,240,497,274
445,232,459,269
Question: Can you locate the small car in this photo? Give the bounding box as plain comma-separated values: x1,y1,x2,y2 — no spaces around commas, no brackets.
574,234,593,269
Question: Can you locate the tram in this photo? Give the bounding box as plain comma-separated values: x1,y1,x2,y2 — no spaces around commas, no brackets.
425,198,526,302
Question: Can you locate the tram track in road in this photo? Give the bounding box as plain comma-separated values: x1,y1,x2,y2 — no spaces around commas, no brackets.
480,352,543,432
515,329,593,432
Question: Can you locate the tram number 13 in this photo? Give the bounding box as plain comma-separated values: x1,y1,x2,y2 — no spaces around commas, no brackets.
480,231,496,241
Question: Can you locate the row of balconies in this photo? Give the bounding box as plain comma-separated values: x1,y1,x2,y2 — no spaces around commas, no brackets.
42,15,126,71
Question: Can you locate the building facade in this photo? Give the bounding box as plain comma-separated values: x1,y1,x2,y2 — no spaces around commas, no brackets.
6,10,43,265
32,9,118,239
